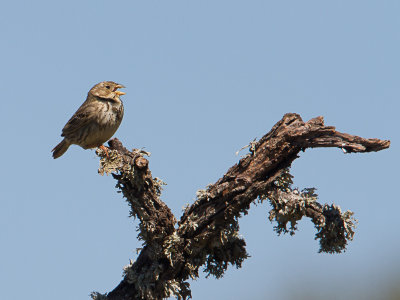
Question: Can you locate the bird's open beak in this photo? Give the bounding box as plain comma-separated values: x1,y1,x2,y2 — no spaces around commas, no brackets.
114,84,126,95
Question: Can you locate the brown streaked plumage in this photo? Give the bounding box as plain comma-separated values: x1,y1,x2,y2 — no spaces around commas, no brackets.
52,81,125,159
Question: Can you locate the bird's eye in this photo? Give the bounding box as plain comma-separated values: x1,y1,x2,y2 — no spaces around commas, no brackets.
105,85,111,89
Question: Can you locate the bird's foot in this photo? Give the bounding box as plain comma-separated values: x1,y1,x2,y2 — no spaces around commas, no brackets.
99,145,109,158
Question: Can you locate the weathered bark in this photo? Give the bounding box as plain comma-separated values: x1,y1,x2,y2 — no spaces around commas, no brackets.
91,113,390,300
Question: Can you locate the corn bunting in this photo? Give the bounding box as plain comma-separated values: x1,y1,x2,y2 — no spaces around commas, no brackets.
52,81,125,159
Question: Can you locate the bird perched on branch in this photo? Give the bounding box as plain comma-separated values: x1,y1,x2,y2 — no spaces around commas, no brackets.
52,81,125,159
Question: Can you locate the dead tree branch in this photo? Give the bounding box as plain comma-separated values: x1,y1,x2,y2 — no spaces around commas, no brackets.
91,113,389,300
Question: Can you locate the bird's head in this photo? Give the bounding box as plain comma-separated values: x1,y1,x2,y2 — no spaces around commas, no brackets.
89,81,126,102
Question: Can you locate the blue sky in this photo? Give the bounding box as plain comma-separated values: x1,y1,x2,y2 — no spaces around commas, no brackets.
1,1,399,299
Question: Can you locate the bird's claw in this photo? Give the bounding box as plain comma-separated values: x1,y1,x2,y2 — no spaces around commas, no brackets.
99,145,109,158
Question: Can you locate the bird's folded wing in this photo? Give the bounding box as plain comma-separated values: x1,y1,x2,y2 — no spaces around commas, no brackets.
61,103,96,137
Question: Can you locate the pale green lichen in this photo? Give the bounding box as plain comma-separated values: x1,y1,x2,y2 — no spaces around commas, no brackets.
90,292,107,300
122,255,192,300
122,259,136,284
153,177,167,197
263,168,357,253
195,184,213,202
182,203,190,214
267,187,318,236
315,204,357,253
203,232,248,279
271,168,294,193
202,223,248,279
163,232,182,266
97,149,124,176
179,215,199,234
163,280,191,300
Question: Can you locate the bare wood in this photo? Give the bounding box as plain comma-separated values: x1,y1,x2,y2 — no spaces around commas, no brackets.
92,113,389,300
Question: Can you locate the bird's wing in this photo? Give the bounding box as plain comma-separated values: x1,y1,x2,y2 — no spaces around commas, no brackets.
61,102,96,137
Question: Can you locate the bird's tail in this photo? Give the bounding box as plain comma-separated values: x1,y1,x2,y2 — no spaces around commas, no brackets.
52,139,70,159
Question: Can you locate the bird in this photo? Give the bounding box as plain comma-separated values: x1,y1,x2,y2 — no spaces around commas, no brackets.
52,81,125,159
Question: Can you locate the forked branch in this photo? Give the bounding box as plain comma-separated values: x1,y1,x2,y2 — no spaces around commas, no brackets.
91,113,389,300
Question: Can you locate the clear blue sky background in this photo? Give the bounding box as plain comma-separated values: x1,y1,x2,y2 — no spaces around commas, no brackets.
1,1,398,299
